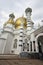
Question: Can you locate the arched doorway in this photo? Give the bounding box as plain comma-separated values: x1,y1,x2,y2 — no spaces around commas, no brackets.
36,33,43,53
37,36,43,53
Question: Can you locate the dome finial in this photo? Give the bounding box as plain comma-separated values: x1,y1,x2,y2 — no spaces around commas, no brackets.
25,7,32,13
9,13,15,19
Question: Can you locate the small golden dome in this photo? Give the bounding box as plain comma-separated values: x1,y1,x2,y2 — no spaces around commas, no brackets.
15,17,27,29
4,13,15,26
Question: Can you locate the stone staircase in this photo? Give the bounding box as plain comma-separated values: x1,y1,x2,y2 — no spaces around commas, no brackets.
0,54,43,65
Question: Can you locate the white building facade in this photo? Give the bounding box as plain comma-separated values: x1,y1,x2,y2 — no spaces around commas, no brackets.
0,8,43,57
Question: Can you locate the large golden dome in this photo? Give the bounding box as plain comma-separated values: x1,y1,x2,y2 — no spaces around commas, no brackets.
15,17,27,29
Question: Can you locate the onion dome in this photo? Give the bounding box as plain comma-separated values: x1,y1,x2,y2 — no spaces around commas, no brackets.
4,13,15,26
25,7,32,13
15,16,27,29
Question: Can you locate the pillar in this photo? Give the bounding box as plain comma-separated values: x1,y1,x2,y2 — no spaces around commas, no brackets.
35,39,39,52
19,24,24,53
31,33,35,52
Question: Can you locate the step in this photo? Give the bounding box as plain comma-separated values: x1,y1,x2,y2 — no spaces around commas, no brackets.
0,54,43,65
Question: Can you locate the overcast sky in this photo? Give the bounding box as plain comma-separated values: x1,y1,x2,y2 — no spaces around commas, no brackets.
0,0,43,28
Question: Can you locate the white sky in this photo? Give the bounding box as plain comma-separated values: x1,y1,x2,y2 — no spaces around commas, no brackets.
0,0,43,28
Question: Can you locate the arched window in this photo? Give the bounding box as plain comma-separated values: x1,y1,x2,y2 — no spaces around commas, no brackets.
30,41,32,51
27,43,29,51
23,43,25,51
33,41,36,51
13,39,17,48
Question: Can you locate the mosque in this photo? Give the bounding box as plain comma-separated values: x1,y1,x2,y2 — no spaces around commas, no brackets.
0,7,43,58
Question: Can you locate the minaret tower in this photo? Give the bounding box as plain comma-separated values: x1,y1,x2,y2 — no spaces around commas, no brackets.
25,8,34,53
25,7,34,33
19,21,24,53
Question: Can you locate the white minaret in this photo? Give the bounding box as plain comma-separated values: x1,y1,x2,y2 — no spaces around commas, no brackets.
25,8,34,53
25,7,34,32
18,21,24,54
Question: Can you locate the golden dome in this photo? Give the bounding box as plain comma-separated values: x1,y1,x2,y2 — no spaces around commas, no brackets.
4,13,15,26
15,17,27,29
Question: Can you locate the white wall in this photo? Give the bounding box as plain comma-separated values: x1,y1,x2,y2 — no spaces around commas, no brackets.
11,34,23,54
4,32,14,54
0,39,6,53
0,32,8,54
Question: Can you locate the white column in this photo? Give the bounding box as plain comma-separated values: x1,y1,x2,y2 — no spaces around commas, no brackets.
35,40,39,52
31,33,35,52
30,40,33,52
29,42,31,52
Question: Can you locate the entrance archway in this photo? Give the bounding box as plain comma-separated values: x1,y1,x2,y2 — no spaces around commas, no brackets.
36,33,43,53
37,36,43,53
